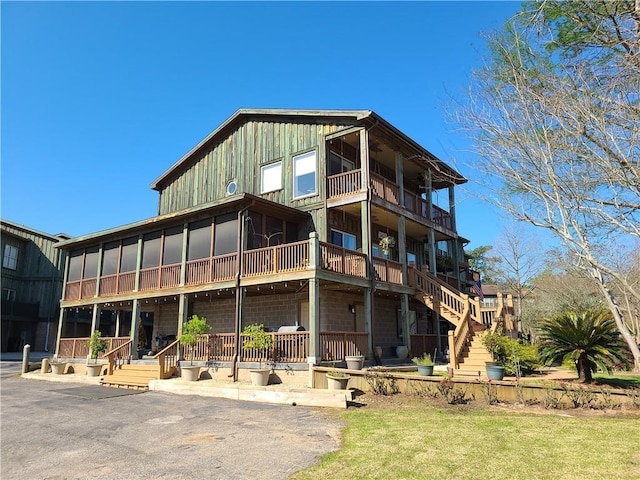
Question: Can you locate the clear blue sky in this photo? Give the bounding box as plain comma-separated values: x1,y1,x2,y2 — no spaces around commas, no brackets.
2,1,522,248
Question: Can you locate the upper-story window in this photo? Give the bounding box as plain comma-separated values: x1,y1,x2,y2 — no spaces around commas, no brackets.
407,252,417,268
2,244,19,270
261,161,282,194
329,151,355,175
331,229,356,250
2,288,16,301
293,151,316,198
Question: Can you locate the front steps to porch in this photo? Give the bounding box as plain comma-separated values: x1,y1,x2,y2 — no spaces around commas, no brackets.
453,329,493,377
101,364,172,390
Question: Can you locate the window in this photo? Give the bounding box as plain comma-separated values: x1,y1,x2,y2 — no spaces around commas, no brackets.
83,247,99,279
329,151,355,175
372,245,389,259
293,151,316,198
188,220,212,260
261,161,282,193
3,288,16,301
120,237,138,273
331,229,356,250
2,244,18,270
407,253,417,268
102,242,120,276
142,232,162,269
162,227,183,265
214,213,238,256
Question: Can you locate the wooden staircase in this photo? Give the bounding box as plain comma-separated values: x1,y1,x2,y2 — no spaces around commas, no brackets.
100,364,165,390
410,268,499,373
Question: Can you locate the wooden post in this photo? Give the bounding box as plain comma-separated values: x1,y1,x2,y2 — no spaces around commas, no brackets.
130,299,140,360
395,151,405,207
448,330,457,370
307,232,321,366
177,293,188,361
54,307,66,359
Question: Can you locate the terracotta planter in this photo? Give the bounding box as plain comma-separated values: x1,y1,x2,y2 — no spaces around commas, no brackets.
250,369,270,386
86,364,104,377
181,365,201,382
345,355,364,370
326,374,350,390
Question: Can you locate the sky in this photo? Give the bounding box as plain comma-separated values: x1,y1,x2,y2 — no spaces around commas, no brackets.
1,1,524,249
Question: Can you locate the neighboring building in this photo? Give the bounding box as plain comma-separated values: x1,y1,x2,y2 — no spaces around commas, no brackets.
53,109,512,373
1,219,68,352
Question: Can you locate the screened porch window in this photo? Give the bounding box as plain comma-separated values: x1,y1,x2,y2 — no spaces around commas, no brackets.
331,229,356,250
188,219,212,260
293,151,316,198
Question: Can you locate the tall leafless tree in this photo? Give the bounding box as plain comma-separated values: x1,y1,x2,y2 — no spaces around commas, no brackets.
457,1,640,370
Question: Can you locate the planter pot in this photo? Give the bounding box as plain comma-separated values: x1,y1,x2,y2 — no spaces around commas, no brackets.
417,365,434,376
345,355,364,370
374,346,383,359
50,362,66,375
326,374,350,390
181,365,201,382
250,369,270,386
396,345,409,359
86,364,104,377
486,364,506,381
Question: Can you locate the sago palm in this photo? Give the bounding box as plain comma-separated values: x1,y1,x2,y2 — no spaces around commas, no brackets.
537,309,628,383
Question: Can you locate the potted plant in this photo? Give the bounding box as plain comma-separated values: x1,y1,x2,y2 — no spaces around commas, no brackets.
396,345,409,359
326,369,350,390
345,354,365,370
482,331,507,380
179,315,211,381
49,358,67,375
86,330,108,376
412,353,434,376
242,323,274,386
379,235,396,256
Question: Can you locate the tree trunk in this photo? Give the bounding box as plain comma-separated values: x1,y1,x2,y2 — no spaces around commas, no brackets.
577,353,592,383
590,268,640,373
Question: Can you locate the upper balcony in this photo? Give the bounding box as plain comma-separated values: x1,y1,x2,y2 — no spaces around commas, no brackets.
327,169,453,230
62,238,406,304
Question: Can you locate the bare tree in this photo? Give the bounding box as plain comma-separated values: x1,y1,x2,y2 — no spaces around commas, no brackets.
493,224,543,331
456,1,640,370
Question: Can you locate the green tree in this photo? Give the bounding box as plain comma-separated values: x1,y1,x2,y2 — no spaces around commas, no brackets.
179,315,211,365
537,309,629,382
457,0,640,370
466,245,500,284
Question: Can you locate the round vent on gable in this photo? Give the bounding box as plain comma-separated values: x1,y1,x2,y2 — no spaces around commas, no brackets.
226,180,237,196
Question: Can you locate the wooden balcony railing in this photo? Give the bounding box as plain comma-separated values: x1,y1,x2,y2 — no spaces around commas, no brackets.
370,172,400,205
372,258,403,285
319,242,367,278
327,170,362,198
243,241,309,277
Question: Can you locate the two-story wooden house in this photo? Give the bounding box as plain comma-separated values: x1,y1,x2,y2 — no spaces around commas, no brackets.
1,219,68,352
53,109,514,384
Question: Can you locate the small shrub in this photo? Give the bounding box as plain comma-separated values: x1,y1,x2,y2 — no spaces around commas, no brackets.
542,386,564,409
562,383,595,409
481,379,498,405
406,380,439,399
625,388,640,409
596,388,621,410
437,376,472,404
365,371,399,396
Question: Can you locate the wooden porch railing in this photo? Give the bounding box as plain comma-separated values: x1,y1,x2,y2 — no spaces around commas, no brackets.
153,339,179,379
58,337,90,358
320,332,368,361
372,258,403,284
370,172,400,205
58,336,129,359
327,170,362,198
105,339,132,375
319,242,367,278
243,241,309,277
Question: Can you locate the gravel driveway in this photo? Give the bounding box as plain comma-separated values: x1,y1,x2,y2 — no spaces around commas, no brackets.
0,376,344,480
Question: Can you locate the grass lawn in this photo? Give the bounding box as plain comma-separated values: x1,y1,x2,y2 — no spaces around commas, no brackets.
292,396,640,480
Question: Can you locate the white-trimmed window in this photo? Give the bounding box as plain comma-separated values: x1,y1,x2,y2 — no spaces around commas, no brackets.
293,150,316,198
372,245,389,259
261,161,282,193
2,244,19,270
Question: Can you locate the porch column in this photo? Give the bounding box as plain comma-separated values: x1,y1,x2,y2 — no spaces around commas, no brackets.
452,239,461,291
54,307,67,358
398,216,407,284
114,310,121,337
395,151,405,207
448,185,457,232
90,304,101,334
307,232,321,366
95,244,104,297
359,127,370,194
177,293,189,360
134,235,143,291
361,200,375,359
401,294,410,350
130,299,141,360
180,223,188,286
364,287,373,357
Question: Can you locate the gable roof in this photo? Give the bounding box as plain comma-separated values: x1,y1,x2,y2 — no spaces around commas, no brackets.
150,108,466,191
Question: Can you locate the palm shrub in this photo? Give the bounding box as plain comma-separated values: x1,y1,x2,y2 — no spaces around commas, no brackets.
537,309,629,383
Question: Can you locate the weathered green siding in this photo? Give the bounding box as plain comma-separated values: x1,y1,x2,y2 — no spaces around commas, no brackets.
1,222,66,320
157,118,351,218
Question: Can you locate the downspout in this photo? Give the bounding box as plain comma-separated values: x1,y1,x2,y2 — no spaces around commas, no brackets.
231,201,255,381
